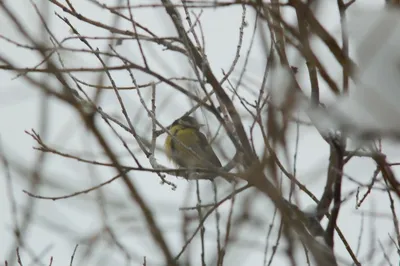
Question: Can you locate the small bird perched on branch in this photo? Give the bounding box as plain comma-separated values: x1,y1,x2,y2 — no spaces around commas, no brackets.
165,115,222,172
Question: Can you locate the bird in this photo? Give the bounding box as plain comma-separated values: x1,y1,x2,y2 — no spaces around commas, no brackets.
164,115,222,172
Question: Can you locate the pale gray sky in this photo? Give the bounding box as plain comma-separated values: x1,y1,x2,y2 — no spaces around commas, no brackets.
1,1,398,266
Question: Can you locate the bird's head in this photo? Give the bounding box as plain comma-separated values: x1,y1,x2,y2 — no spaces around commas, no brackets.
172,115,203,129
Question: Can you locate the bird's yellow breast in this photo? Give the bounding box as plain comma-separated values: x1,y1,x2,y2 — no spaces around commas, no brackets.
165,125,204,167
164,125,180,161
165,125,194,155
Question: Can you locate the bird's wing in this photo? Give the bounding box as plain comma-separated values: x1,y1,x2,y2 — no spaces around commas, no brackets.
169,128,221,168
194,131,222,168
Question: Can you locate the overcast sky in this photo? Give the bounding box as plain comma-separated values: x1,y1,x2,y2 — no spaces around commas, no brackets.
1,1,399,266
